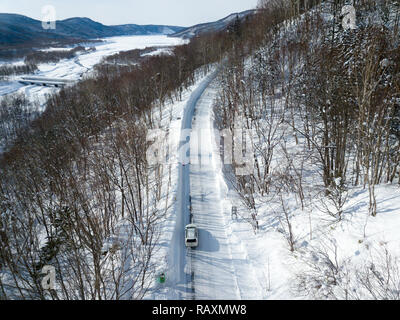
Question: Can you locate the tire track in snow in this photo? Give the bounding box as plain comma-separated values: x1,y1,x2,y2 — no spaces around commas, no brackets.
189,82,241,299
168,64,263,300
190,80,265,300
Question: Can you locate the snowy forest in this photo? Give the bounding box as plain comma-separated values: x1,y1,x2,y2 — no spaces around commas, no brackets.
0,0,400,300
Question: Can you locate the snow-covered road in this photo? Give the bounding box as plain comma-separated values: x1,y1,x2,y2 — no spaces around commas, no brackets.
189,83,241,299
190,80,265,300
167,68,264,300
167,69,219,299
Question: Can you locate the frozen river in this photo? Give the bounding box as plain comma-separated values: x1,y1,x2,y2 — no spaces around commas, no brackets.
0,35,187,104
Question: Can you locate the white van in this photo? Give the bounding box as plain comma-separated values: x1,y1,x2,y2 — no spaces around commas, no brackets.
185,224,198,248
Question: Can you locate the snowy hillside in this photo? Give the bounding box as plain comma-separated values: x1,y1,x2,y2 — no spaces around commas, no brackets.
0,0,399,301
170,9,256,39
210,0,400,299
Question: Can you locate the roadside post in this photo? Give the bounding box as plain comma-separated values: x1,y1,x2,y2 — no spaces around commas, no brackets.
232,206,238,220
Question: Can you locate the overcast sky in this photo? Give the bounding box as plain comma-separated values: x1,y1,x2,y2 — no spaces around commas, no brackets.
0,0,259,27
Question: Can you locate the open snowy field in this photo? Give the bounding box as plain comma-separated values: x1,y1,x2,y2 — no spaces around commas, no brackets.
0,35,187,103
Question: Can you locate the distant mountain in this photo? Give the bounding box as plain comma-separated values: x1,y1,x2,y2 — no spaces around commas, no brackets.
0,13,184,46
169,10,257,39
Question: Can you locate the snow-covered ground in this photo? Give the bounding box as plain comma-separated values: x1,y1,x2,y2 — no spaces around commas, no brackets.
141,47,173,57
0,35,187,103
146,67,267,300
189,79,265,299
146,55,400,300
146,69,221,300
2,6,399,298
